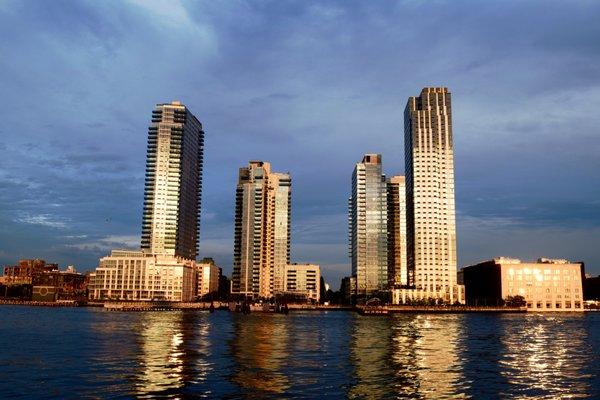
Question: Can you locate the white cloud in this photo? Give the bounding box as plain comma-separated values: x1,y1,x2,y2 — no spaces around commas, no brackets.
15,213,67,229
65,235,139,251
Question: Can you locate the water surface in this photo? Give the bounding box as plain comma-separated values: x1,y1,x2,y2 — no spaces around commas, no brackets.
1,307,599,399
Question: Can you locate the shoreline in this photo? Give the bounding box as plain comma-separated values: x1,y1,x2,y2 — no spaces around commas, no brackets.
1,300,591,313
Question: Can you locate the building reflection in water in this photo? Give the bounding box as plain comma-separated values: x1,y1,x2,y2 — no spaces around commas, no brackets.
349,314,465,398
498,314,592,398
229,314,290,395
133,311,213,398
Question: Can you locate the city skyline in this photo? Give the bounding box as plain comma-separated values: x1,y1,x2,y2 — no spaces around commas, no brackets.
1,1,599,287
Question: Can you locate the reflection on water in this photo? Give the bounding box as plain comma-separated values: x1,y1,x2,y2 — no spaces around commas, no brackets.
498,315,594,399
135,312,186,397
350,314,466,399
229,314,290,395
0,308,599,399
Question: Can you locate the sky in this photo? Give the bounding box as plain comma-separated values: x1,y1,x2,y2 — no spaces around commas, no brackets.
0,0,599,288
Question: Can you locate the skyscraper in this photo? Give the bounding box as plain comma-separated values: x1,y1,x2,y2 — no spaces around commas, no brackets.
141,101,204,260
349,154,388,297
387,175,408,288
232,161,291,298
403,87,459,302
89,101,203,302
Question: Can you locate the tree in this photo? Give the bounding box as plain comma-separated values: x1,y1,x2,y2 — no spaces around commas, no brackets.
505,295,526,307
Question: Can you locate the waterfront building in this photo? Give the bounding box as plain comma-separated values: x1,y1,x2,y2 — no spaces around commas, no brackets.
232,161,291,299
141,101,205,260
0,259,87,301
88,250,196,302
387,175,408,288
283,263,320,302
401,87,461,303
89,101,203,302
461,257,585,311
349,154,388,298
2,259,59,285
196,257,220,299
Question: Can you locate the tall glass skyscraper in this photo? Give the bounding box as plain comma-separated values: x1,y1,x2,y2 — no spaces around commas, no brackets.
141,101,204,260
404,87,458,302
349,154,388,297
232,161,291,298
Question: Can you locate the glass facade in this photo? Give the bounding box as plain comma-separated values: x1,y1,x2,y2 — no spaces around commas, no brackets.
349,154,388,296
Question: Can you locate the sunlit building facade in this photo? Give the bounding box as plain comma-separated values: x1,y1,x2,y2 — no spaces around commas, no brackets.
283,263,320,302
349,154,388,297
141,101,204,260
196,257,220,299
387,175,408,288
402,87,461,303
462,257,584,311
232,161,291,299
88,250,196,302
89,101,203,302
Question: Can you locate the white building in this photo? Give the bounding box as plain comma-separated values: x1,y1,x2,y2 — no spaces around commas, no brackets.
403,87,461,303
284,264,320,302
88,250,196,302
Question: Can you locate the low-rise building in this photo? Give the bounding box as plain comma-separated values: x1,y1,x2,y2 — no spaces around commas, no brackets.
462,257,584,311
283,264,320,302
1,259,86,301
88,250,196,302
196,258,220,299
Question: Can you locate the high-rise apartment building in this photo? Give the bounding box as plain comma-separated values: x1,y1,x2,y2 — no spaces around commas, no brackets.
387,175,408,288
141,101,204,260
403,87,459,302
232,161,291,298
349,154,388,297
89,101,203,302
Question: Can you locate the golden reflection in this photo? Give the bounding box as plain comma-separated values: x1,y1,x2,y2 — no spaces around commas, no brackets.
349,314,465,399
135,311,186,397
498,314,591,398
349,315,394,399
409,314,464,398
229,314,290,394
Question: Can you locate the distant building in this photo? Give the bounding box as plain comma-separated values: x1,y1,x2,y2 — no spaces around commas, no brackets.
387,175,408,288
340,276,356,304
461,257,584,311
349,154,388,298
283,264,320,302
88,250,196,302
232,161,291,299
1,259,86,301
2,259,59,285
141,101,205,260
196,257,220,299
403,87,460,303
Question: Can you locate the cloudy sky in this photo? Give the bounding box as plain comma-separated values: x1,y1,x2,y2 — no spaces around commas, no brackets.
0,0,599,287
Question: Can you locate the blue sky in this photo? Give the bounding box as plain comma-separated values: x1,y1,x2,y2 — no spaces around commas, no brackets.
0,0,599,287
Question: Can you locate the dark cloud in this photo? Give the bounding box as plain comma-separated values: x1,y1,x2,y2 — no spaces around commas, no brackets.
1,0,599,285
